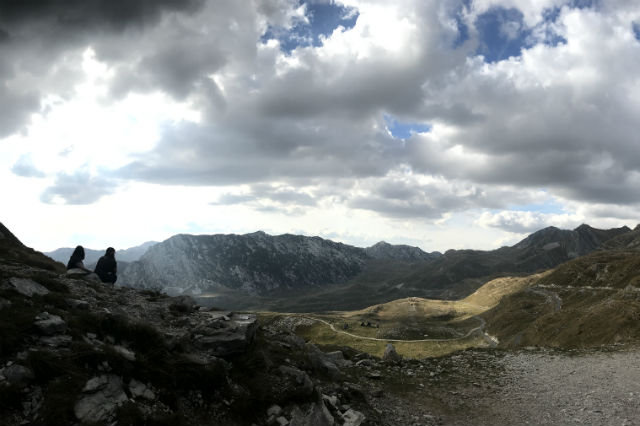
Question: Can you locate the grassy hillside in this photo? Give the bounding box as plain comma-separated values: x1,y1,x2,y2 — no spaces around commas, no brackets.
282,274,544,359
484,250,640,348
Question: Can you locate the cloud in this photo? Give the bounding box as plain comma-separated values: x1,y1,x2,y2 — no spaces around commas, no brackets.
4,0,640,229
11,155,45,178
41,171,116,205
211,183,318,217
0,0,205,32
476,210,582,233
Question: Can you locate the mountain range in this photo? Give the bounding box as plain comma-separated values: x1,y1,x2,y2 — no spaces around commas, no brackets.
45,241,157,271
115,224,631,311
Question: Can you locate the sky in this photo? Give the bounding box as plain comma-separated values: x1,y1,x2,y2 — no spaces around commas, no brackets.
2,0,640,253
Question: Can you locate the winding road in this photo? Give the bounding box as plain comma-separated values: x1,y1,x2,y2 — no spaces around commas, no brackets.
301,315,498,345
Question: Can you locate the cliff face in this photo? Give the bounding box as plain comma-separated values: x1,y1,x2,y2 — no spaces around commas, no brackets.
121,232,376,295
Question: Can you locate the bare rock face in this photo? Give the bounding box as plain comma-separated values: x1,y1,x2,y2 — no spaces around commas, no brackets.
34,312,67,336
74,375,128,424
7,277,49,297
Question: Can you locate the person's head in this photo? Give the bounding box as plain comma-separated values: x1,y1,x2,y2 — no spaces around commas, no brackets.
105,247,115,258
72,245,85,260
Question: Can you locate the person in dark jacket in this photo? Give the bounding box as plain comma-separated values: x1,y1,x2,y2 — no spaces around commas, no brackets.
94,247,117,284
66,245,92,272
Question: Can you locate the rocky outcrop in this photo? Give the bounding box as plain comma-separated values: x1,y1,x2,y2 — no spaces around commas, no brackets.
74,375,128,424
6,277,49,297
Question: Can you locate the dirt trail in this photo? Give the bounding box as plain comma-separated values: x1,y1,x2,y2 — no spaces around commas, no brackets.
302,315,491,343
439,347,640,426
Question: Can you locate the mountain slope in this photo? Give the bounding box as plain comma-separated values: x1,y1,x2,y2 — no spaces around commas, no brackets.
484,245,640,348
385,224,632,299
365,241,441,262
120,232,373,295
0,222,64,273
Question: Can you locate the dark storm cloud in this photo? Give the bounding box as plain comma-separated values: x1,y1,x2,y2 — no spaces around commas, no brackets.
40,171,116,205
0,0,208,136
0,0,204,32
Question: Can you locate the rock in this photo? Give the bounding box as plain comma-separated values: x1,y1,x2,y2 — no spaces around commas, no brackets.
194,313,258,357
74,375,128,424
169,295,198,314
128,379,155,400
113,345,136,361
306,344,342,380
0,297,11,310
2,364,34,387
276,416,290,426
323,351,353,368
268,405,283,417
39,334,72,347
342,409,366,426
66,270,102,284
279,366,314,396
355,359,374,367
290,399,334,426
7,277,49,297
34,312,67,335
382,343,402,364
65,298,90,310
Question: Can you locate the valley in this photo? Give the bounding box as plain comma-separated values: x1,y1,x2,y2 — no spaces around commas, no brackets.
4,221,640,425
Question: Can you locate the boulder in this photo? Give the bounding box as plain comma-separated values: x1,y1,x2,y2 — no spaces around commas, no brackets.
34,312,67,335
193,313,258,357
382,343,402,364
169,295,198,314
74,375,127,424
306,344,342,380
7,277,49,297
2,364,34,387
289,398,334,426
278,366,314,397
342,409,366,426
65,298,90,310
128,379,155,400
113,345,136,361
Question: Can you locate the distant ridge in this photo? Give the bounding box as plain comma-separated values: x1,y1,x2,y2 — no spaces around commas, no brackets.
120,232,441,296
117,224,633,312
45,241,158,267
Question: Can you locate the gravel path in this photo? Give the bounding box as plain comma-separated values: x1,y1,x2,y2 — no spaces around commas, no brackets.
442,347,640,426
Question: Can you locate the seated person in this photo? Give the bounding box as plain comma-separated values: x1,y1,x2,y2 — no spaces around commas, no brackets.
94,247,117,284
66,245,92,272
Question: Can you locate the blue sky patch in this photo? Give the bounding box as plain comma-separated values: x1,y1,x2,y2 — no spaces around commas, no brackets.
633,22,640,42
384,114,431,140
474,7,530,63
261,0,358,54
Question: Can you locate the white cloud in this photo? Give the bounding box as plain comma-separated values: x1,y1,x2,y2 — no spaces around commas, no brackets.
2,0,640,252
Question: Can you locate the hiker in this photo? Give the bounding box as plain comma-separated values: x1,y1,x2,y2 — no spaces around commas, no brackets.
66,245,92,272
94,247,117,284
